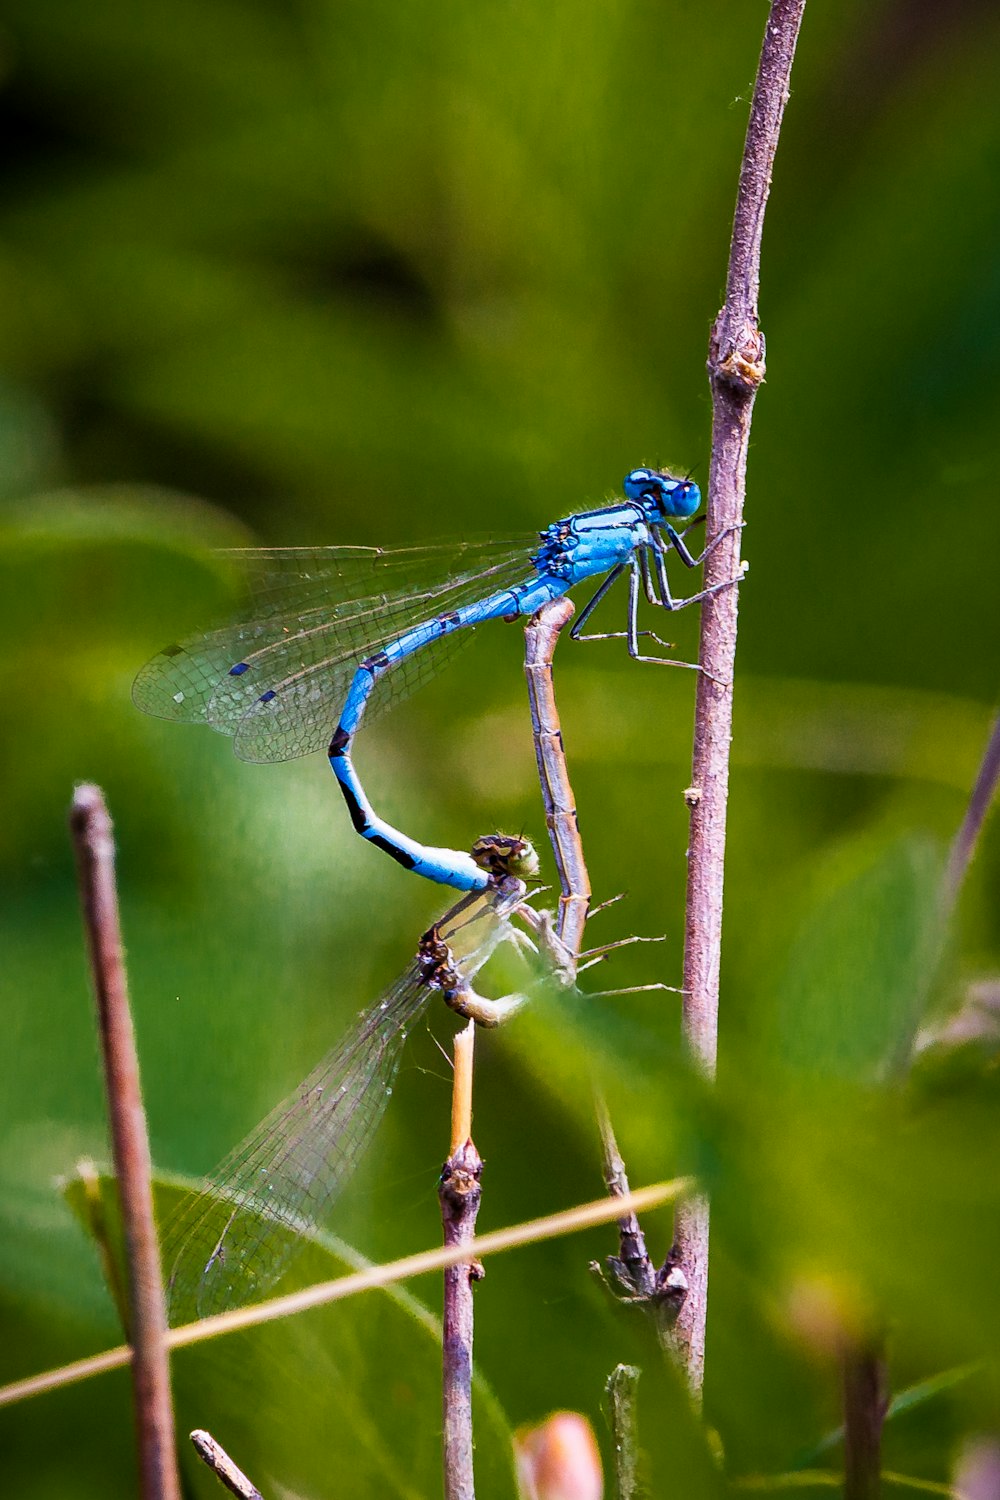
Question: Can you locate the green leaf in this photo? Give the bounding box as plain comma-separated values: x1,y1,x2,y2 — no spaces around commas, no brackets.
764,836,943,1081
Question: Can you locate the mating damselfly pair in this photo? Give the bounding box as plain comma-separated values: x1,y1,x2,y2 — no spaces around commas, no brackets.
143,468,743,1320
135,467,743,893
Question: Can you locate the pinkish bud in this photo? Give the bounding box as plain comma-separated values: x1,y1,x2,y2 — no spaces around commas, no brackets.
954,1437,1000,1500
514,1411,603,1500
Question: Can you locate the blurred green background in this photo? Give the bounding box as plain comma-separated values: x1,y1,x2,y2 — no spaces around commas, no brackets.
2,0,1000,1494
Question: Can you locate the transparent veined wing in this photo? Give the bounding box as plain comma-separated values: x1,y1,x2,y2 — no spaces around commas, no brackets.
133,535,537,759
163,963,428,1322
229,538,532,616
162,882,523,1322
225,553,541,762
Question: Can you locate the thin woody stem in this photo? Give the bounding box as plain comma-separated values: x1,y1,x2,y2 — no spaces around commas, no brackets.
69,785,181,1500
523,603,682,1359
523,594,591,968
190,1431,264,1500
595,1095,656,1299
605,1364,642,1500
450,1020,477,1155
674,0,807,1399
842,1348,888,1500
441,1022,483,1500
941,710,1000,912
595,1095,684,1352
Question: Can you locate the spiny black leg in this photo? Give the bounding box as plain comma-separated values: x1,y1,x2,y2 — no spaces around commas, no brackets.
572,559,671,647
661,519,745,571
647,532,676,608
650,526,748,614
639,547,658,606
569,563,625,640
626,562,644,657
628,559,748,668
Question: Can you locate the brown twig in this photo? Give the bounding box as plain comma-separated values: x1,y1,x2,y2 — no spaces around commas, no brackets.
909,714,1000,1062
605,1363,642,1500
674,0,808,1399
842,1347,888,1500
440,1021,484,1500
524,596,591,973
593,1097,686,1352
523,598,673,1003
69,784,181,1500
524,601,687,1361
942,710,1000,912
190,1430,264,1500
596,1098,657,1302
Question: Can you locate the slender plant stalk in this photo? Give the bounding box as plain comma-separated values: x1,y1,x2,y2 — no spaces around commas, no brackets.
523,595,680,1002
524,596,591,968
440,1021,482,1500
595,1097,658,1305
674,0,808,1398
69,784,181,1500
190,1430,264,1500
942,710,1000,910
449,1018,477,1157
524,600,686,1353
842,1348,887,1500
594,1096,684,1352
524,603,653,1216
605,1364,642,1500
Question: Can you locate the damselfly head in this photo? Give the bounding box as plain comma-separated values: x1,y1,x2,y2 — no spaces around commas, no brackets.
471,832,540,882
623,467,701,521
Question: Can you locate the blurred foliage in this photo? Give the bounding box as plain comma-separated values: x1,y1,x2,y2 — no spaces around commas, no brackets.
63,1173,520,1498
1,0,999,1495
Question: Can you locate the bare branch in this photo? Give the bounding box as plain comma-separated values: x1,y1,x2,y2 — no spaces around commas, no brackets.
524,601,689,1365
524,596,591,971
69,784,180,1500
605,1364,642,1500
842,1347,888,1500
942,710,1000,911
593,1095,686,1349
190,1430,264,1500
440,1025,483,1500
675,0,808,1398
